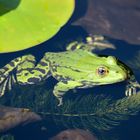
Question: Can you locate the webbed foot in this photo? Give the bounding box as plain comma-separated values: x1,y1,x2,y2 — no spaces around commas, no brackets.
86,35,116,51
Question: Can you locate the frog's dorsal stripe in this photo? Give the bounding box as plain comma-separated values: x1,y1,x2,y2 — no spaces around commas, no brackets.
51,64,93,74
53,74,73,84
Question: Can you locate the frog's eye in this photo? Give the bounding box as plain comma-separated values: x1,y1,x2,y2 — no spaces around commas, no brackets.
97,66,109,76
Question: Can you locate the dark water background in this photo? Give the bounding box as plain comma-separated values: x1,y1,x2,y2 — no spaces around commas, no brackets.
0,0,140,140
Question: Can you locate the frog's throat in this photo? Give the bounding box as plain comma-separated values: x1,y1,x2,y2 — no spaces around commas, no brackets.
117,59,134,80
117,59,140,88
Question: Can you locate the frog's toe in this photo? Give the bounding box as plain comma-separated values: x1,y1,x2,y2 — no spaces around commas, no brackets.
0,88,5,96
131,87,137,95
0,92,3,96
57,102,63,106
125,89,129,96
125,86,137,96
57,97,63,106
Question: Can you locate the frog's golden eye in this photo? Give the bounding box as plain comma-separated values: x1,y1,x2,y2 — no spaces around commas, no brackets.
97,66,109,76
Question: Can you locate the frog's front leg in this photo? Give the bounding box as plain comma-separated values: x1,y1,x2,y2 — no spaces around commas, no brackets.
53,81,82,106
125,81,140,96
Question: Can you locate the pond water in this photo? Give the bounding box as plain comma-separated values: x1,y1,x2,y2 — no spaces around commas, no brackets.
0,0,140,140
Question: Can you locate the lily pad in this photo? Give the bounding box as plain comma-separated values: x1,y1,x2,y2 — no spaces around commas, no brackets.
0,0,74,53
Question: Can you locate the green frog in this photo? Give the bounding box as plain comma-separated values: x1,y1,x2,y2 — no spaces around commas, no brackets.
0,36,139,106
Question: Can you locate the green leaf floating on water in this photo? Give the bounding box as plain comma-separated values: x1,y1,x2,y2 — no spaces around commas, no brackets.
0,0,75,53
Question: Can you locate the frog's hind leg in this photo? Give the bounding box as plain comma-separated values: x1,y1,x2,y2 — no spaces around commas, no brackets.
0,57,22,84
16,55,50,85
0,77,9,96
86,35,115,50
0,74,16,96
66,41,87,51
0,55,50,96
0,57,24,96
53,81,82,106
66,35,115,52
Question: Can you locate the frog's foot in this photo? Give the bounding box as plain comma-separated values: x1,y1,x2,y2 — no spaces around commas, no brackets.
125,81,140,96
53,90,64,106
86,35,116,51
125,77,140,96
66,35,115,52
66,41,87,51
125,85,137,96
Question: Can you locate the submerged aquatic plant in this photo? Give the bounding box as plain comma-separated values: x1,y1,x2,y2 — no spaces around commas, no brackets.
38,92,140,131
1,84,140,132
0,134,14,140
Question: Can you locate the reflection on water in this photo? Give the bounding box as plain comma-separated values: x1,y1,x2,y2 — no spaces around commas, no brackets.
0,32,140,140
128,51,140,72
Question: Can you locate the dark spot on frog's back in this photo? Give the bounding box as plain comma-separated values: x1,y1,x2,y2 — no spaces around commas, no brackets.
2,67,9,72
24,73,29,76
17,68,33,74
9,61,15,67
35,68,46,74
73,69,81,72
28,77,40,83
14,58,20,62
40,61,48,66
54,74,73,84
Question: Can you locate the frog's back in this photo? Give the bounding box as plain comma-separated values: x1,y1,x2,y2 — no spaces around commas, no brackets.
45,49,99,70
45,50,111,81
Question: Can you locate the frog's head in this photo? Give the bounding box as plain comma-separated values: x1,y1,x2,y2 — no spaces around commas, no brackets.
92,56,130,85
